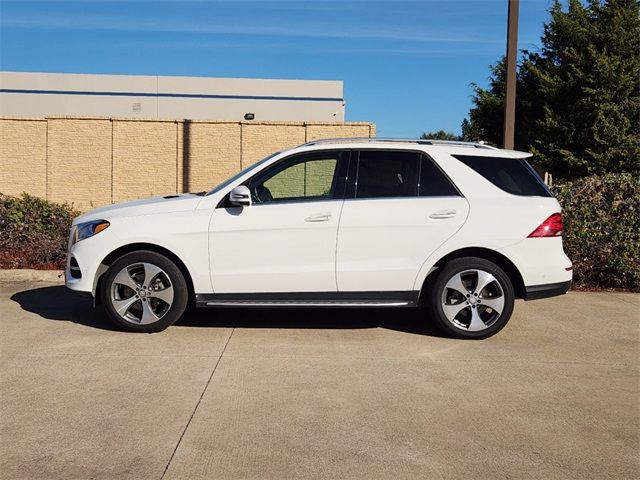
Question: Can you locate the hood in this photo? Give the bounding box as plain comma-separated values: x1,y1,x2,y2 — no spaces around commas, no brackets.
73,193,203,224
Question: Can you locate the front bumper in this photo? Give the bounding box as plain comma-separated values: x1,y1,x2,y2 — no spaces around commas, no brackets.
65,238,105,296
524,280,572,300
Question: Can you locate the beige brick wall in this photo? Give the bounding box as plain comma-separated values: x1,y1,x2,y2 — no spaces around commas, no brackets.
0,119,47,198
0,117,375,210
305,123,374,142
184,122,241,193
241,123,306,167
47,119,112,209
112,120,178,202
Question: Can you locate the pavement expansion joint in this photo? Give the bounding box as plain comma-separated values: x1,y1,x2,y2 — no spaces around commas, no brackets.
160,327,235,480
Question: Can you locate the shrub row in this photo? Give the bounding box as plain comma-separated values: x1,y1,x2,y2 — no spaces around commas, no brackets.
1,173,638,290
0,193,78,270
553,173,639,291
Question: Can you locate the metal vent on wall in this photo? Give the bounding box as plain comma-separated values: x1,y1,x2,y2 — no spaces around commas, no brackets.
132,103,141,113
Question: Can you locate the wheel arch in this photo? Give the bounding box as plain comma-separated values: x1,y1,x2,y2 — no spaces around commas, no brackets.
94,243,195,306
419,247,526,301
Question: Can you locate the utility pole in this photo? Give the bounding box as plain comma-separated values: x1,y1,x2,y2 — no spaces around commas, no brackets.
503,0,519,150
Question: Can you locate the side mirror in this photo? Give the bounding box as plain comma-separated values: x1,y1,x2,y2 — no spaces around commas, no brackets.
229,185,252,207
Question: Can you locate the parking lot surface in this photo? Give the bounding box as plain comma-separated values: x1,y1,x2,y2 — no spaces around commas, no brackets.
1,280,638,479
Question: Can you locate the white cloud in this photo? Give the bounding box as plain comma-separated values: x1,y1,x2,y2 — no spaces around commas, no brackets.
1,13,502,44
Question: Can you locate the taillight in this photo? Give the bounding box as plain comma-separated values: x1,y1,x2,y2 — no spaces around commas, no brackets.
528,213,563,237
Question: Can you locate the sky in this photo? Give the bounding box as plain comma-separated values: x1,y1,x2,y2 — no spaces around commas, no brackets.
0,0,556,137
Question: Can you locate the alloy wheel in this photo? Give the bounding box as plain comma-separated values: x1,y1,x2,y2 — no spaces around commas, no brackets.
109,262,174,325
441,269,505,332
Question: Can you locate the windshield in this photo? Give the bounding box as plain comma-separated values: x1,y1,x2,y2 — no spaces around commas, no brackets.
207,151,281,195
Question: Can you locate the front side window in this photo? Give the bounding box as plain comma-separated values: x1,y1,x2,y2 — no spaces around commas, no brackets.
248,152,344,204
355,150,419,198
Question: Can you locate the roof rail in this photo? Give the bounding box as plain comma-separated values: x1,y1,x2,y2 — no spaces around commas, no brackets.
300,137,498,150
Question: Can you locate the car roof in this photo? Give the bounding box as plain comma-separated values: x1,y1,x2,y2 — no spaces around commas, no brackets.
294,138,532,159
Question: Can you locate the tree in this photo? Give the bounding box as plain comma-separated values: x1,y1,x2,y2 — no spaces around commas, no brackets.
420,130,462,141
464,0,640,179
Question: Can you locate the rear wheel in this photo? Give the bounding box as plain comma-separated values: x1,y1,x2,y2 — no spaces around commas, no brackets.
101,251,188,332
428,257,515,339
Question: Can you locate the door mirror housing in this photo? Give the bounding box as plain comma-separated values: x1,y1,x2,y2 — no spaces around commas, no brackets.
229,185,252,207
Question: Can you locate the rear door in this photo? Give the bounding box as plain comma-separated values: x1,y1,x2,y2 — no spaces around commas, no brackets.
336,149,469,292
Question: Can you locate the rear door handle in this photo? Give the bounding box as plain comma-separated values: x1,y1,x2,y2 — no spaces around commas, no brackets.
305,213,332,223
429,209,457,219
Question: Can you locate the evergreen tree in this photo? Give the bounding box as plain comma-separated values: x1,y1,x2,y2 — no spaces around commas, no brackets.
420,130,462,141
464,0,639,178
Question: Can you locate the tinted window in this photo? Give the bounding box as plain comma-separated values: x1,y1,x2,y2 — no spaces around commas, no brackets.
248,153,342,204
419,155,460,197
453,155,552,197
356,151,419,198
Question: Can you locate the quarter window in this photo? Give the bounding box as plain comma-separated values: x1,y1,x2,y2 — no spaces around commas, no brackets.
419,154,460,197
453,155,552,197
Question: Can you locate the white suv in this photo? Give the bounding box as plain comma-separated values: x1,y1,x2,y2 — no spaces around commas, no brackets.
66,138,572,339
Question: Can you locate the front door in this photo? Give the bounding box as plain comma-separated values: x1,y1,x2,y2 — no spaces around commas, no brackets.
336,149,469,292
209,150,348,293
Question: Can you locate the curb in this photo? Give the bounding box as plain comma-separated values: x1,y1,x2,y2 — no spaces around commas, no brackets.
0,269,64,283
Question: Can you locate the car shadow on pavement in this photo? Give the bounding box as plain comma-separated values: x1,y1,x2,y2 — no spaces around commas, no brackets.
11,285,117,331
11,285,445,337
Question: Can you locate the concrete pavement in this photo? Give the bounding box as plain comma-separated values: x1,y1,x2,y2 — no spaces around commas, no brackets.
1,280,638,479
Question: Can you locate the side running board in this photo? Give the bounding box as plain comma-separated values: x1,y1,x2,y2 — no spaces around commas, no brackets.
195,291,420,308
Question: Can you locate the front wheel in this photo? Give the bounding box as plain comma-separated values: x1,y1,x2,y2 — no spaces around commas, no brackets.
101,250,188,332
427,257,515,339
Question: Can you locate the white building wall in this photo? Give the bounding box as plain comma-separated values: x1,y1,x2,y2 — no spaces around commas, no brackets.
0,71,345,122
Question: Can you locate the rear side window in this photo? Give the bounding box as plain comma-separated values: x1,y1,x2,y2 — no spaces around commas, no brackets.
356,151,419,198
453,155,552,197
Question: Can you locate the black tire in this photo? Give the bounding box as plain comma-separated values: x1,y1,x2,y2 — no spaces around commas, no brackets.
427,257,515,339
101,250,188,332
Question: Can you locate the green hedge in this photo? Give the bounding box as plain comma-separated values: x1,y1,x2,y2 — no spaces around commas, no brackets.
553,173,639,291
1,174,638,290
0,193,78,269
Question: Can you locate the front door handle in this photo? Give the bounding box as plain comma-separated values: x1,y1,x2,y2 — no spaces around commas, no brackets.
305,213,332,223
429,209,457,219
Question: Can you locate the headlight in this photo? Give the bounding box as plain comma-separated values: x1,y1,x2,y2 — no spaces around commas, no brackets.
72,220,110,245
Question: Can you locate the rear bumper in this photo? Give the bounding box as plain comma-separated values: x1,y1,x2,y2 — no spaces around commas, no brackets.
524,280,571,300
